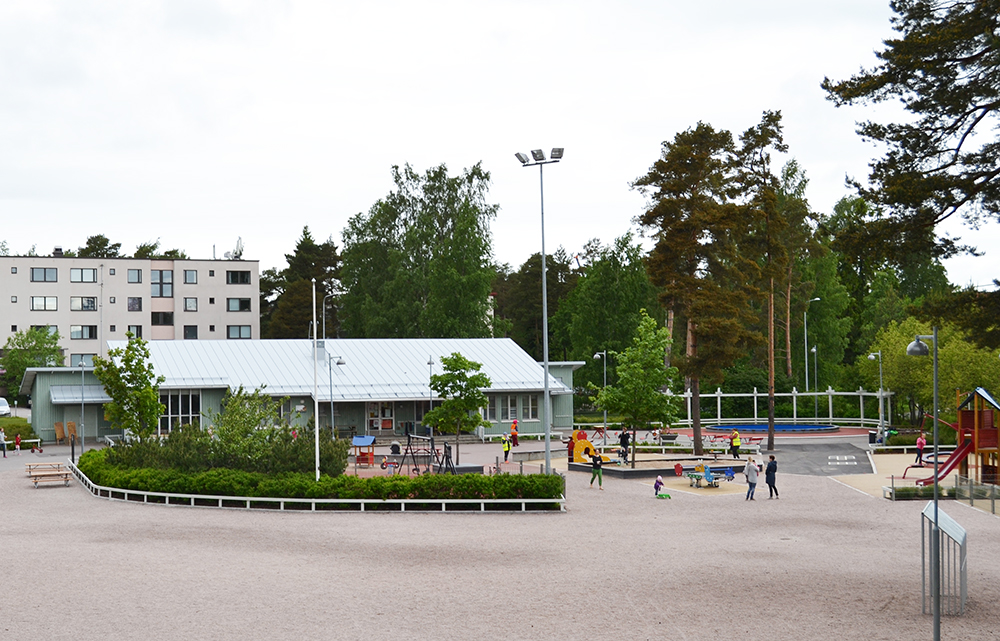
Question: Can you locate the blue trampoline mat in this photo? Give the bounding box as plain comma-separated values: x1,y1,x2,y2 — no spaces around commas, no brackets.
705,424,839,433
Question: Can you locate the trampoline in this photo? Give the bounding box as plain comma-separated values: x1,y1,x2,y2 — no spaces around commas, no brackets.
705,424,839,434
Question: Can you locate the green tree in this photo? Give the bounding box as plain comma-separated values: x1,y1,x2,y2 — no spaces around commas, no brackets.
340,163,497,339
262,227,342,339
1,328,63,399
822,0,1000,261
92,334,165,440
422,352,491,466
592,310,681,468
77,234,122,258
634,121,760,455
133,239,188,259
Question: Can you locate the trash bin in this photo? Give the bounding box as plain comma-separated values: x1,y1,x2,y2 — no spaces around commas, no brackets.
390,441,401,455
868,430,877,444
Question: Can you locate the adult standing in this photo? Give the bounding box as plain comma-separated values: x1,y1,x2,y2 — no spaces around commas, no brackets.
588,448,604,490
510,420,519,447
618,429,630,465
915,432,926,465
501,434,511,462
730,428,741,459
0,427,6,458
765,455,778,499
744,456,758,501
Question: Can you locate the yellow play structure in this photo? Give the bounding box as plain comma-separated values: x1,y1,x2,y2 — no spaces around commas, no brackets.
567,430,610,463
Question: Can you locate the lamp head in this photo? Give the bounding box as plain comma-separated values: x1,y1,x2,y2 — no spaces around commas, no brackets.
593,352,602,360
531,149,545,162
335,358,346,366
906,338,930,357
868,353,877,361
810,346,816,353
514,152,529,165
550,147,564,160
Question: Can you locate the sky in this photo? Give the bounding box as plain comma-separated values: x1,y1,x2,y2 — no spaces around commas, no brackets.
0,0,996,290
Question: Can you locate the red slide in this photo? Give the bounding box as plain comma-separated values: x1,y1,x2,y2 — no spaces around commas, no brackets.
915,440,974,487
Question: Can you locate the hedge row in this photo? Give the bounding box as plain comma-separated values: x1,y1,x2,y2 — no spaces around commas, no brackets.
890,485,954,500
77,448,564,501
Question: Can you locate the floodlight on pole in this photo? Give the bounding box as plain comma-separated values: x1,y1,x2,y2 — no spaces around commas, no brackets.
514,146,564,474
327,352,345,440
906,329,940,641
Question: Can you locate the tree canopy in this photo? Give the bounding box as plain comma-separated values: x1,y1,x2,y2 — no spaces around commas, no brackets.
92,334,165,440
78,234,122,258
422,352,492,466
261,227,342,339
1,328,63,399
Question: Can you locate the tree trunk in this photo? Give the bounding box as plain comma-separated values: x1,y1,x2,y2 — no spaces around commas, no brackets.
767,279,776,451
664,306,674,369
688,319,703,457
631,425,637,469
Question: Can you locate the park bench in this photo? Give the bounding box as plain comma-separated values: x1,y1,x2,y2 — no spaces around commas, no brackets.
25,462,65,475
27,464,72,488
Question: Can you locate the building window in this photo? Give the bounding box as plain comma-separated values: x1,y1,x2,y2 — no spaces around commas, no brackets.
110,325,116,332
70,296,97,311
158,390,202,433
71,354,96,367
10,296,15,303
128,269,141,283
30,296,57,311
184,270,197,284
151,270,173,297
522,395,538,420
226,270,251,284
209,325,215,332
486,397,497,422
109,297,116,304
209,269,215,277
30,267,57,282
10,267,16,274
227,325,251,339
70,268,97,283
227,298,251,312
108,268,115,275
151,312,174,326
183,325,198,340
209,297,215,305
128,325,143,338
127,297,142,311
70,325,98,340
31,325,58,336
10,325,16,332
184,297,198,311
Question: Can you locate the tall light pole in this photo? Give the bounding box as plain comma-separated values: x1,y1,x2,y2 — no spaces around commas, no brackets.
811,345,819,418
868,350,884,441
427,356,434,438
327,352,345,438
594,351,607,447
322,292,334,339
80,360,86,457
515,147,563,474
907,329,940,641
804,297,820,393
312,278,320,481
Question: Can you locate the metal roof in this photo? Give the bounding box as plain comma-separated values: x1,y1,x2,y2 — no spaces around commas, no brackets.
50,385,112,405
104,338,572,402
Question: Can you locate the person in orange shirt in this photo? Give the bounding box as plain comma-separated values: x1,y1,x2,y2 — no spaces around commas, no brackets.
510,420,519,447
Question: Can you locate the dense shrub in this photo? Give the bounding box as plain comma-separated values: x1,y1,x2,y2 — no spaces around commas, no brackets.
78,448,565,501
890,485,954,500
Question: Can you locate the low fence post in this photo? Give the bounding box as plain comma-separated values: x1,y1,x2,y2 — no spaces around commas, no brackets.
969,475,974,507
891,475,895,501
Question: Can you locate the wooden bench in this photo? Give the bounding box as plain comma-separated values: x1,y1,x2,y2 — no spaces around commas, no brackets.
28,469,72,488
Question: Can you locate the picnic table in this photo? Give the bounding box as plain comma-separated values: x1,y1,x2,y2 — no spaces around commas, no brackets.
26,462,72,488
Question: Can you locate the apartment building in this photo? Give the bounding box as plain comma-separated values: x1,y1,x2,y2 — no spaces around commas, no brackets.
1,252,259,365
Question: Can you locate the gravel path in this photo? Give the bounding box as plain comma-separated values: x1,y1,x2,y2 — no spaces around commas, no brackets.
2,452,999,640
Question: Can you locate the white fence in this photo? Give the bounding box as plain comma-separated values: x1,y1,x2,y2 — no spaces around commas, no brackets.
922,502,967,616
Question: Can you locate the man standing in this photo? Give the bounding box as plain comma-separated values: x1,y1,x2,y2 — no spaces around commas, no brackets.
618,429,630,465
501,434,511,462
730,428,741,459
765,455,778,499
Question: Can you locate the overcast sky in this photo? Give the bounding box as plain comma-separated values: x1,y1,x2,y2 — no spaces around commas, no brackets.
1,1,995,289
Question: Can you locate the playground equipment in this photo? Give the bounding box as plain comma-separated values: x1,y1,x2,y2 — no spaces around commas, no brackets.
352,435,376,467
567,430,609,463
914,387,999,487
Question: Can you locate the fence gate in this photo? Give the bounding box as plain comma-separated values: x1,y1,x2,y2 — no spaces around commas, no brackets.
921,502,967,616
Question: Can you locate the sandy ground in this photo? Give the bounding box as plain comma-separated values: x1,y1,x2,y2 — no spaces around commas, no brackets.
2,446,999,640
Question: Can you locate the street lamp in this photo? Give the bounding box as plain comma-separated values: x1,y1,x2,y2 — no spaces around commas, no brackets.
515,147,564,474
312,278,320,481
594,351,607,447
427,356,434,438
804,297,820,393
868,351,884,441
327,352,345,439
810,345,819,418
322,292,334,339
907,328,940,641
79,360,86,458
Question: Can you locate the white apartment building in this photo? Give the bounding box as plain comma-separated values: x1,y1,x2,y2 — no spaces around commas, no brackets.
1,252,259,366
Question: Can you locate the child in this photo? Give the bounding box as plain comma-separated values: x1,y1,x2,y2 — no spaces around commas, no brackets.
15,433,21,455
653,475,664,495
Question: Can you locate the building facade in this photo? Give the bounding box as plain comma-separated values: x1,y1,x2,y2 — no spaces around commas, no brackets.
1,254,260,366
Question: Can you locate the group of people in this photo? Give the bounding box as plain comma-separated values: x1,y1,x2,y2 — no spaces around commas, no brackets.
0,428,19,457
500,420,520,462
743,455,779,500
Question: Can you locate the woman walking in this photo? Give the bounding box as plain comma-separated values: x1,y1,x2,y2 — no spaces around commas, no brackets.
765,455,778,499
915,432,926,465
744,456,758,501
587,448,604,490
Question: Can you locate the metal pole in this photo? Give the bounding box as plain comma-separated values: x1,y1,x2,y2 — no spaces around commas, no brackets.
878,351,884,439
804,310,809,393
602,353,607,447
427,356,433,438
80,362,85,456
932,327,940,641
329,355,334,438
312,278,320,482
539,163,551,474
813,346,819,419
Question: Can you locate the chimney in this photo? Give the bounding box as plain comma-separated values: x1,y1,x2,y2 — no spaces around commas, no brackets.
53,246,64,257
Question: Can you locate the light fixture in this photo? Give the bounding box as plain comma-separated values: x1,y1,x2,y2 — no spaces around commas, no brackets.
514,152,530,165
531,149,545,162
550,148,564,159
907,337,930,357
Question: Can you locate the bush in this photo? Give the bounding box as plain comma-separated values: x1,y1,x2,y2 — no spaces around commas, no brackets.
78,448,565,501
890,485,954,500
0,417,36,441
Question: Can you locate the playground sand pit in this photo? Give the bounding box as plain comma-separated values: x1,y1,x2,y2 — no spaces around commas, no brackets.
2,455,1000,640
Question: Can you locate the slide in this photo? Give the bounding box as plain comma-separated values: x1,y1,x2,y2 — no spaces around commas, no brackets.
915,440,974,487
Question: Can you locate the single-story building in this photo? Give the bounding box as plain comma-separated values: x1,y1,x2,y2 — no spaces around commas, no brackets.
21,338,583,444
